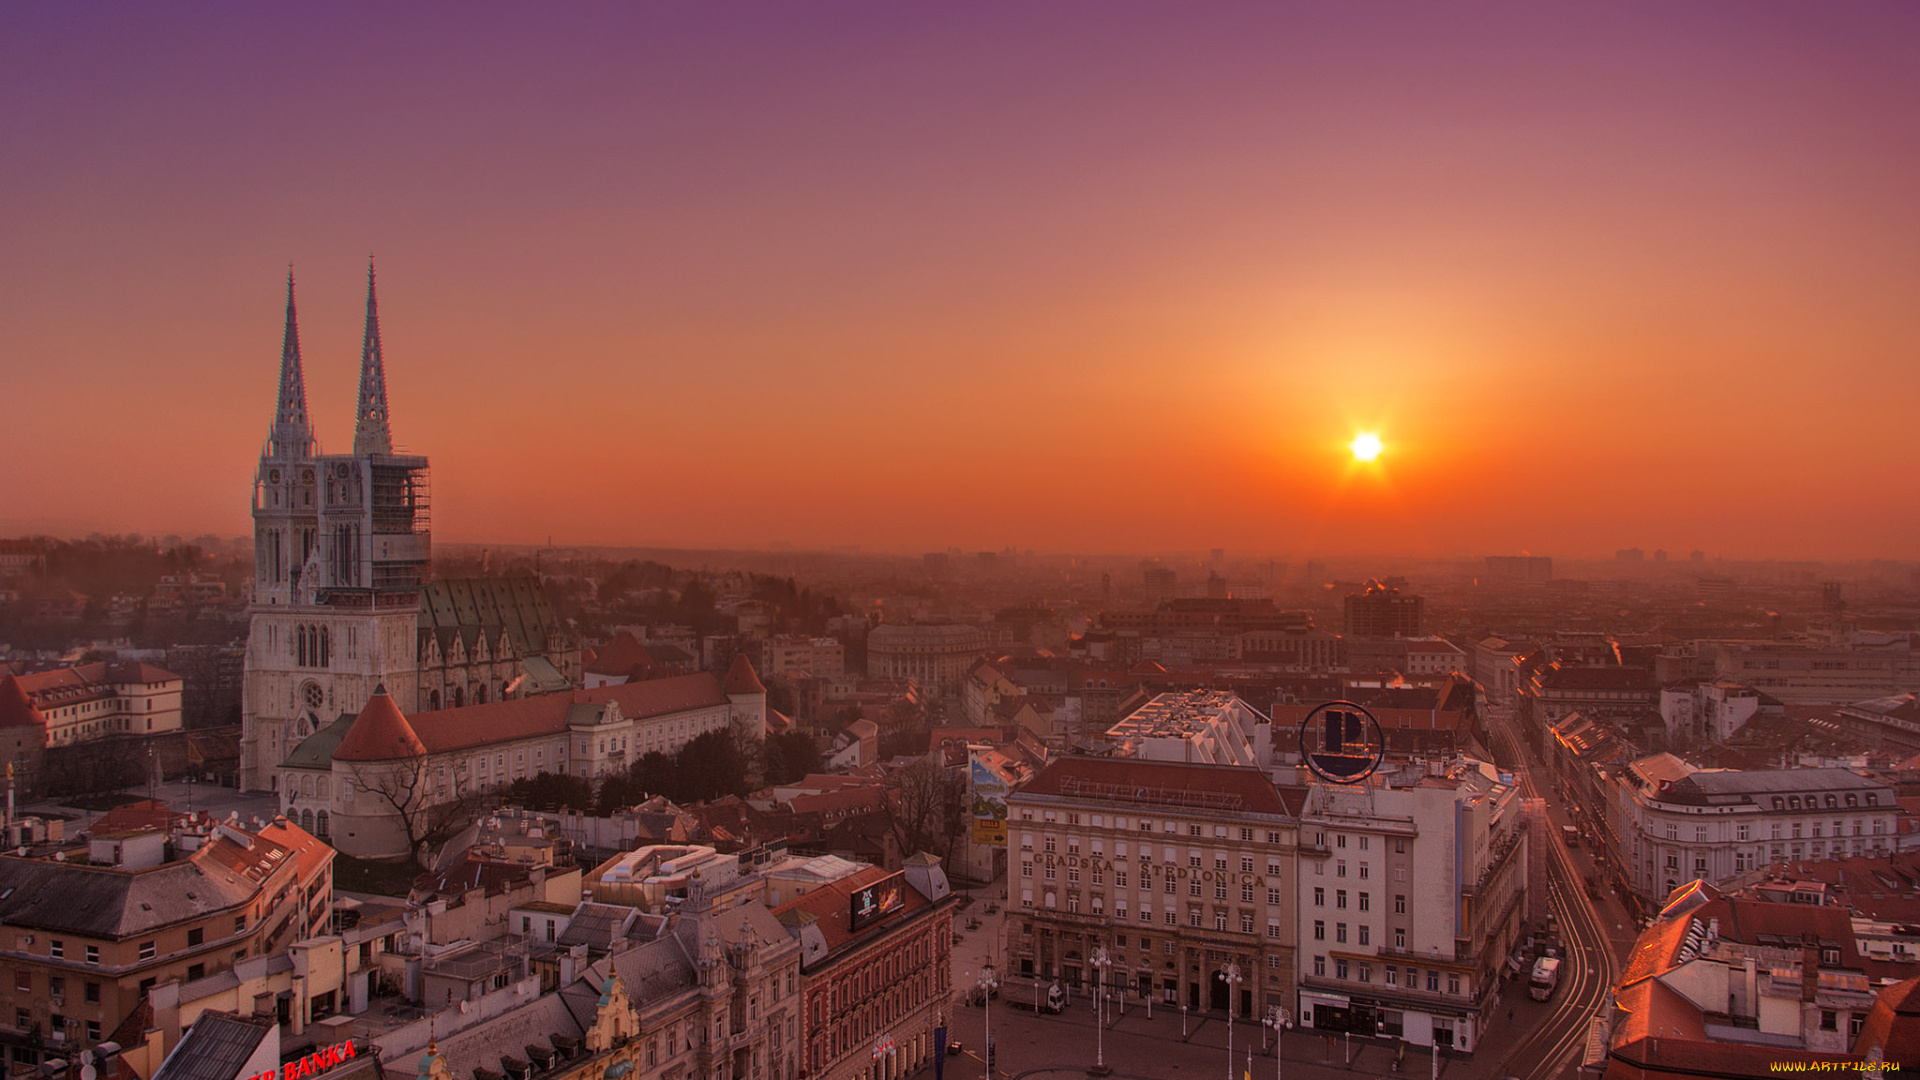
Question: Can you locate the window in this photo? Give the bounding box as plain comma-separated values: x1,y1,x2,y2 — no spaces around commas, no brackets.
139,942,156,961
1214,882,1227,900
1021,862,1033,878
1269,889,1284,905
1385,965,1398,986
87,1021,100,1042
1313,956,1326,977
13,971,27,992
1336,890,1348,909
1394,894,1406,914
1267,920,1282,939
1359,863,1370,880
1337,834,1347,848
1314,920,1325,941
1214,854,1227,870
1396,929,1406,949
1359,926,1370,945
1336,861,1347,877
1335,923,1348,943
1241,913,1254,933
1359,892,1371,912
84,982,99,1004
1188,824,1202,836
1314,887,1325,906
1427,971,1440,991
1241,856,1254,873
1821,1010,1838,1031
1335,958,1349,980
186,963,205,981
187,928,204,947
85,945,99,965
1241,884,1253,902
50,940,63,959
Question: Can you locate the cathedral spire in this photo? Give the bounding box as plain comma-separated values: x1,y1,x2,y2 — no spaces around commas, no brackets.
353,256,394,456
268,268,315,459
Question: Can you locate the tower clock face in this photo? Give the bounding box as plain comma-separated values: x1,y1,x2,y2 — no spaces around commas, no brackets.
268,469,282,484
301,469,315,483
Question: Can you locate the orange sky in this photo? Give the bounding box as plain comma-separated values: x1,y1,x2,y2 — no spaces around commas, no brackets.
6,5,1920,558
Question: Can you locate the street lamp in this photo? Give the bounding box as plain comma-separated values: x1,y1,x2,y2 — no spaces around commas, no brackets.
1263,1007,1293,1080
1089,947,1111,1073
1221,964,1243,1080
977,963,998,1078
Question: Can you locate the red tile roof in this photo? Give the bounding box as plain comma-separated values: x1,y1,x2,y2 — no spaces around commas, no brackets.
584,632,654,677
1853,975,1920,1064
1017,757,1292,817
0,675,44,729
771,863,934,953
403,673,732,756
333,691,428,761
723,653,767,695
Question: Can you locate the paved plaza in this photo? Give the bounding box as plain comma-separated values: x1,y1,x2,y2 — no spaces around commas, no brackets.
944,877,1577,1080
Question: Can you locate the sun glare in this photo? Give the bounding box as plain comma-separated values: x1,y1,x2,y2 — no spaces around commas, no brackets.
1350,432,1383,463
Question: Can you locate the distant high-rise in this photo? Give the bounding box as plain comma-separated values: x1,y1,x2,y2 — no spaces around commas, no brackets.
240,263,431,793
1343,579,1423,638
1484,555,1553,583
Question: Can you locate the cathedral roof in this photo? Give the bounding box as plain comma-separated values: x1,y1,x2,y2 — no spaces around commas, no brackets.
404,674,730,756
0,675,44,729
584,633,653,678
723,653,767,695
418,577,560,659
333,689,427,761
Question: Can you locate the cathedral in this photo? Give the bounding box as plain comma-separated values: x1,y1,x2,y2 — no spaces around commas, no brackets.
238,265,578,793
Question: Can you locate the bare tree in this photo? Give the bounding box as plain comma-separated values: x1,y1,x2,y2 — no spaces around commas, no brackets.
349,757,479,866
895,756,969,860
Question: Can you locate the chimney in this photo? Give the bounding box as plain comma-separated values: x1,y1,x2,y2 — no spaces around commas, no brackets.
1801,933,1819,1004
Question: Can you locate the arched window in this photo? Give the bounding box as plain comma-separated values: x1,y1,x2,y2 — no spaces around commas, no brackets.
318,627,329,668
297,626,308,668
452,686,464,708
429,689,441,710
301,809,314,833
315,810,329,839
474,685,488,705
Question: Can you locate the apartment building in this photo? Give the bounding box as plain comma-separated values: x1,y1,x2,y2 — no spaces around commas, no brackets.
1004,757,1300,1021
1293,759,1526,1054
0,818,330,1069
1612,755,1899,908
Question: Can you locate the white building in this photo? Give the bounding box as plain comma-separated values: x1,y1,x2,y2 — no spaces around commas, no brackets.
1293,758,1527,1055
1104,690,1264,767
1614,754,1899,906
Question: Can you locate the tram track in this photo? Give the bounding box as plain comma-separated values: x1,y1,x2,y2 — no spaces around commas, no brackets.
1487,710,1616,1080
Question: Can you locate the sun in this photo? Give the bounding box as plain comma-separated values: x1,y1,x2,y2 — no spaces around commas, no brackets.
1349,432,1383,463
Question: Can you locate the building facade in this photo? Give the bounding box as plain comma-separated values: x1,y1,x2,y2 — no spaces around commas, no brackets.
1,661,184,745
1612,756,1899,908
1292,760,1527,1055
776,857,955,1080
0,818,330,1069
291,665,766,860
1004,758,1300,1022
863,625,986,695
241,268,431,792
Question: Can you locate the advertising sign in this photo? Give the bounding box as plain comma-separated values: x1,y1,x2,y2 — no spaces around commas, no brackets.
969,748,1008,846
849,871,907,931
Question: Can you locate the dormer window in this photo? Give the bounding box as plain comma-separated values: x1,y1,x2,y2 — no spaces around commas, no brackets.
1846,794,1858,807
1865,793,1879,807
1773,797,1785,811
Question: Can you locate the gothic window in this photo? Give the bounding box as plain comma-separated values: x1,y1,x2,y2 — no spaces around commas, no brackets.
303,683,324,711
452,686,464,708
297,626,308,668
429,689,440,710
475,685,488,705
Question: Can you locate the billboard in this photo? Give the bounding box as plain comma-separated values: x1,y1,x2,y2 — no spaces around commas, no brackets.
849,871,908,931
970,748,1009,846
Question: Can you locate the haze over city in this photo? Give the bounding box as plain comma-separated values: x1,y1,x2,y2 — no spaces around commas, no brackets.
7,3,1920,557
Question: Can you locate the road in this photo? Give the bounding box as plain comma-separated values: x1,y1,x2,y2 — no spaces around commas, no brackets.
1484,706,1619,1080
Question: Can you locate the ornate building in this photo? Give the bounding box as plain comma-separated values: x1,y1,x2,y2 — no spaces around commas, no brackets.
239,269,579,793
241,265,430,791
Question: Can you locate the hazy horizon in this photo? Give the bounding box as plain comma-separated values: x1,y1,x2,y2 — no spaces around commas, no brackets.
8,4,1920,558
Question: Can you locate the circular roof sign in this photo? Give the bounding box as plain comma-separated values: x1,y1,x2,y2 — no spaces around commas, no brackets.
1297,700,1386,784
